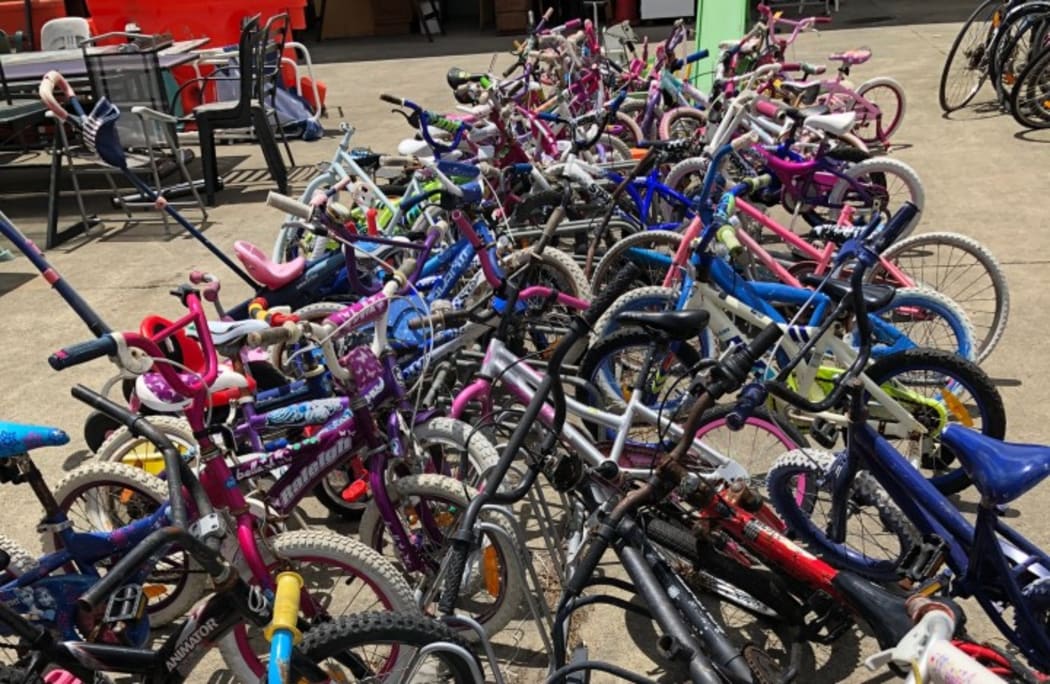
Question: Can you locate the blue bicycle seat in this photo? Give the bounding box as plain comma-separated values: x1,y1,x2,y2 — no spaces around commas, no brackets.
0,422,69,458
942,425,1050,505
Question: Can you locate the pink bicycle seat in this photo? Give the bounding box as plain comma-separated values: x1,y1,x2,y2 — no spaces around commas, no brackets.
828,48,871,66
234,241,305,290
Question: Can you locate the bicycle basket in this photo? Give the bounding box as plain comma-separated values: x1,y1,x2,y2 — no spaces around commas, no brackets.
83,97,127,169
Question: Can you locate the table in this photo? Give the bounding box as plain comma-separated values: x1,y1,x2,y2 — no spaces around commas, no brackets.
0,38,207,91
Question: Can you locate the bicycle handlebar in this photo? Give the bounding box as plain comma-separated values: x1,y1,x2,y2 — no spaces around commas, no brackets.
246,321,303,348
265,572,304,684
266,191,313,220
669,48,710,72
49,336,117,370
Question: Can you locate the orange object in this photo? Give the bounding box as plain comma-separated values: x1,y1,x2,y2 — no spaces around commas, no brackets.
0,0,65,47
299,75,327,113
341,478,370,502
630,147,647,160
366,208,378,236
84,0,306,49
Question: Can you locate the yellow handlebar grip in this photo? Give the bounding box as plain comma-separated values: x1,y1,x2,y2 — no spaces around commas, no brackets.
263,571,304,645
716,224,743,257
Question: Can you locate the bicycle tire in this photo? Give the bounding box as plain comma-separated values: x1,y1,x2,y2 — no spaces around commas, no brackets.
868,286,977,361
658,107,707,141
825,156,925,239
864,348,1006,496
854,77,907,144
766,449,920,583
217,529,417,681
588,229,683,295
358,473,525,640
990,2,1050,104
872,231,1009,364
314,418,499,519
1010,43,1050,127
296,611,481,682
47,461,206,627
939,0,1004,111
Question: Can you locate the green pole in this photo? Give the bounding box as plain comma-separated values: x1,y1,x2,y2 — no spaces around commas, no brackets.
694,0,748,91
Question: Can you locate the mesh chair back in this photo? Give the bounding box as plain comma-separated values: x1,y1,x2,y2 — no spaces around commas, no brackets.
83,40,171,150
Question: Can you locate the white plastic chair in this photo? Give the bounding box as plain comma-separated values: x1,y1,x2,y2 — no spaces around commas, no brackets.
40,17,90,50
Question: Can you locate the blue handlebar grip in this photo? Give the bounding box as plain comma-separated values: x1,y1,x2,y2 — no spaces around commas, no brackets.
49,336,117,371
537,112,560,122
686,49,709,63
266,630,293,684
726,382,768,431
436,159,481,179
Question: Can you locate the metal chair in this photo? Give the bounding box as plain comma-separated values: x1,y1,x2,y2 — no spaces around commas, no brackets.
77,33,208,227
39,17,91,50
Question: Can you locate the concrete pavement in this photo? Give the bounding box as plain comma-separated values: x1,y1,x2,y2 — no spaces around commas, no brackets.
1,16,1049,683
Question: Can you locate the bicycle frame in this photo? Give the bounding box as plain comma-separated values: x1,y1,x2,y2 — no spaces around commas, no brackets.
450,337,750,482
837,414,1050,669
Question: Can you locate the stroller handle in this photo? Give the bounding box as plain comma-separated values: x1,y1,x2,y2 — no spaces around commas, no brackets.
39,71,74,121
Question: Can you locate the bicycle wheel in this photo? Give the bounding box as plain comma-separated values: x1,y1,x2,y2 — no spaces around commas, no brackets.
0,537,43,664
854,77,907,144
865,348,1006,496
825,157,925,239
47,461,206,627
1010,44,1050,127
871,231,1009,363
994,10,1050,104
95,415,198,474
940,0,1005,111
217,530,418,681
867,287,977,361
296,611,481,682
767,449,919,582
577,327,704,435
589,230,683,296
658,107,706,141
358,474,524,640
314,418,499,519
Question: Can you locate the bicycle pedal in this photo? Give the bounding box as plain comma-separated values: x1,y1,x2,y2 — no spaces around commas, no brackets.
103,584,147,624
898,535,948,584
809,418,839,448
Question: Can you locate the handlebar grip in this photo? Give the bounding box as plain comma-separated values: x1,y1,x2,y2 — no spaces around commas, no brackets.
264,572,303,644
871,202,920,253
266,191,312,220
246,322,301,348
438,541,471,614
726,382,768,431
716,323,784,390
562,18,582,32
407,308,471,331
754,99,783,119
379,93,406,106
579,262,641,329
716,223,743,256
503,60,522,77
49,336,118,371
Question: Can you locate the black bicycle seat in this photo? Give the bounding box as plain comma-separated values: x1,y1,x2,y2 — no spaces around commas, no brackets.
446,67,487,90
831,572,919,649
800,274,895,311
615,309,710,341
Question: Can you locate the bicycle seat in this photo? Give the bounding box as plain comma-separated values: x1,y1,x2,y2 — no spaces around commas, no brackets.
135,366,253,412
398,137,434,157
233,241,306,290
615,309,710,341
800,274,896,310
0,422,69,458
446,68,487,90
803,111,856,137
942,426,1050,505
830,571,927,649
828,48,872,66
779,81,822,105
203,319,270,346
